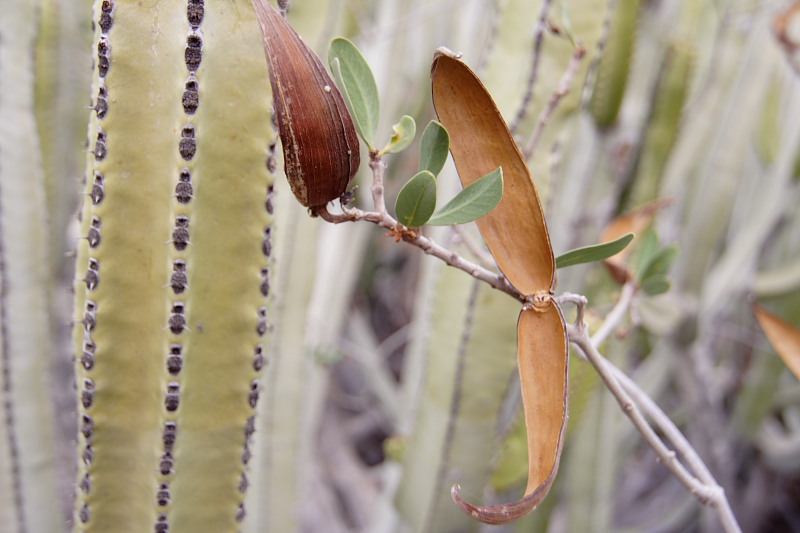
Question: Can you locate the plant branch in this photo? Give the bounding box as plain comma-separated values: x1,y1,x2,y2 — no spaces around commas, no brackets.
317,153,525,303
318,151,740,532
509,0,554,133
562,298,741,533
451,225,497,270
590,281,635,346
523,44,586,160
369,155,389,218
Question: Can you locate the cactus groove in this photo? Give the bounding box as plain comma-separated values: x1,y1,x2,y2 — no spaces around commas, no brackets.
72,1,275,532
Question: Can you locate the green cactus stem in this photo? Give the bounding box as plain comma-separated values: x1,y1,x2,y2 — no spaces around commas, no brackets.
589,0,640,129
626,41,693,208
72,1,274,532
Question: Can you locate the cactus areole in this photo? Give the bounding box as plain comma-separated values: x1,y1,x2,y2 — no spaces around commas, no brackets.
253,0,360,209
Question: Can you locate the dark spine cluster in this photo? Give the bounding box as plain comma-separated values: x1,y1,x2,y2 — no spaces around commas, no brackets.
151,4,206,531
76,7,115,525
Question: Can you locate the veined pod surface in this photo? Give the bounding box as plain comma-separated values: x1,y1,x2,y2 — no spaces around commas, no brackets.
253,0,360,209
431,49,568,524
72,2,274,532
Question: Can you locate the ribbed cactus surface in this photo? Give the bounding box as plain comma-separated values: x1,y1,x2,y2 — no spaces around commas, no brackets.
72,2,274,532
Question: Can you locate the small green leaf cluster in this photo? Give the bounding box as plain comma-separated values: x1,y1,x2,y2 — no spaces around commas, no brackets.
394,122,503,228
554,230,675,294
328,38,504,229
329,38,415,156
633,231,678,296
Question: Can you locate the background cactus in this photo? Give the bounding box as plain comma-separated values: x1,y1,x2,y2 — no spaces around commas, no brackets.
0,2,67,532
1,0,799,532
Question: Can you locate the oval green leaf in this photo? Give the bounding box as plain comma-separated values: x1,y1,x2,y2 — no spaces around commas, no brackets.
419,120,450,176
395,170,437,228
638,244,678,282
427,167,503,226
555,233,634,269
381,115,416,155
329,38,379,149
641,275,671,296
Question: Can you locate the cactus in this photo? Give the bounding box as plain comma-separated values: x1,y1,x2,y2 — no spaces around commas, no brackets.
624,40,693,209
0,1,66,532
71,2,274,531
588,0,640,128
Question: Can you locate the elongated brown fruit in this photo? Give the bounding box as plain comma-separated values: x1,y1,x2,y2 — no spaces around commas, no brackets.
432,48,568,524
253,0,359,208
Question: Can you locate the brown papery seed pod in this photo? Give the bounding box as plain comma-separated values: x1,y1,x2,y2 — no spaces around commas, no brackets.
253,0,360,208
431,48,568,525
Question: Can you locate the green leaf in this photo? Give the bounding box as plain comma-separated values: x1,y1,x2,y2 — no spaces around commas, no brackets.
638,244,678,282
380,115,416,155
641,275,671,296
633,230,660,276
419,121,450,176
427,167,503,226
395,171,437,227
555,233,635,269
329,38,379,149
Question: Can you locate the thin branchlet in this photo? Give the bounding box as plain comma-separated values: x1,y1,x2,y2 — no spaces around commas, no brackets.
315,153,526,302
509,0,555,133
560,296,741,533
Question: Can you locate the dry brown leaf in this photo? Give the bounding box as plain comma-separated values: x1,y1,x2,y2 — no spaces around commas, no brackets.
253,0,360,208
600,198,673,283
753,303,800,381
431,49,555,296
431,48,568,524
774,3,800,60
452,305,568,524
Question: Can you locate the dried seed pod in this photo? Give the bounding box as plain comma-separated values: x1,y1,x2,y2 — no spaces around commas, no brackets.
253,0,360,208
431,49,569,524
452,305,568,524
431,49,554,296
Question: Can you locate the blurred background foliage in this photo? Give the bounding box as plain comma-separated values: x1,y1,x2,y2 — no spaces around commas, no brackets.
2,0,800,532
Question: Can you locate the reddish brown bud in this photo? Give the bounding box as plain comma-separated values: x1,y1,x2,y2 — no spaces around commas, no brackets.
253,0,360,208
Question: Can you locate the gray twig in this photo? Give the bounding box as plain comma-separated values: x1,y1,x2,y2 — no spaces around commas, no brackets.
318,154,741,533
562,296,742,533
509,0,555,133
523,44,587,160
